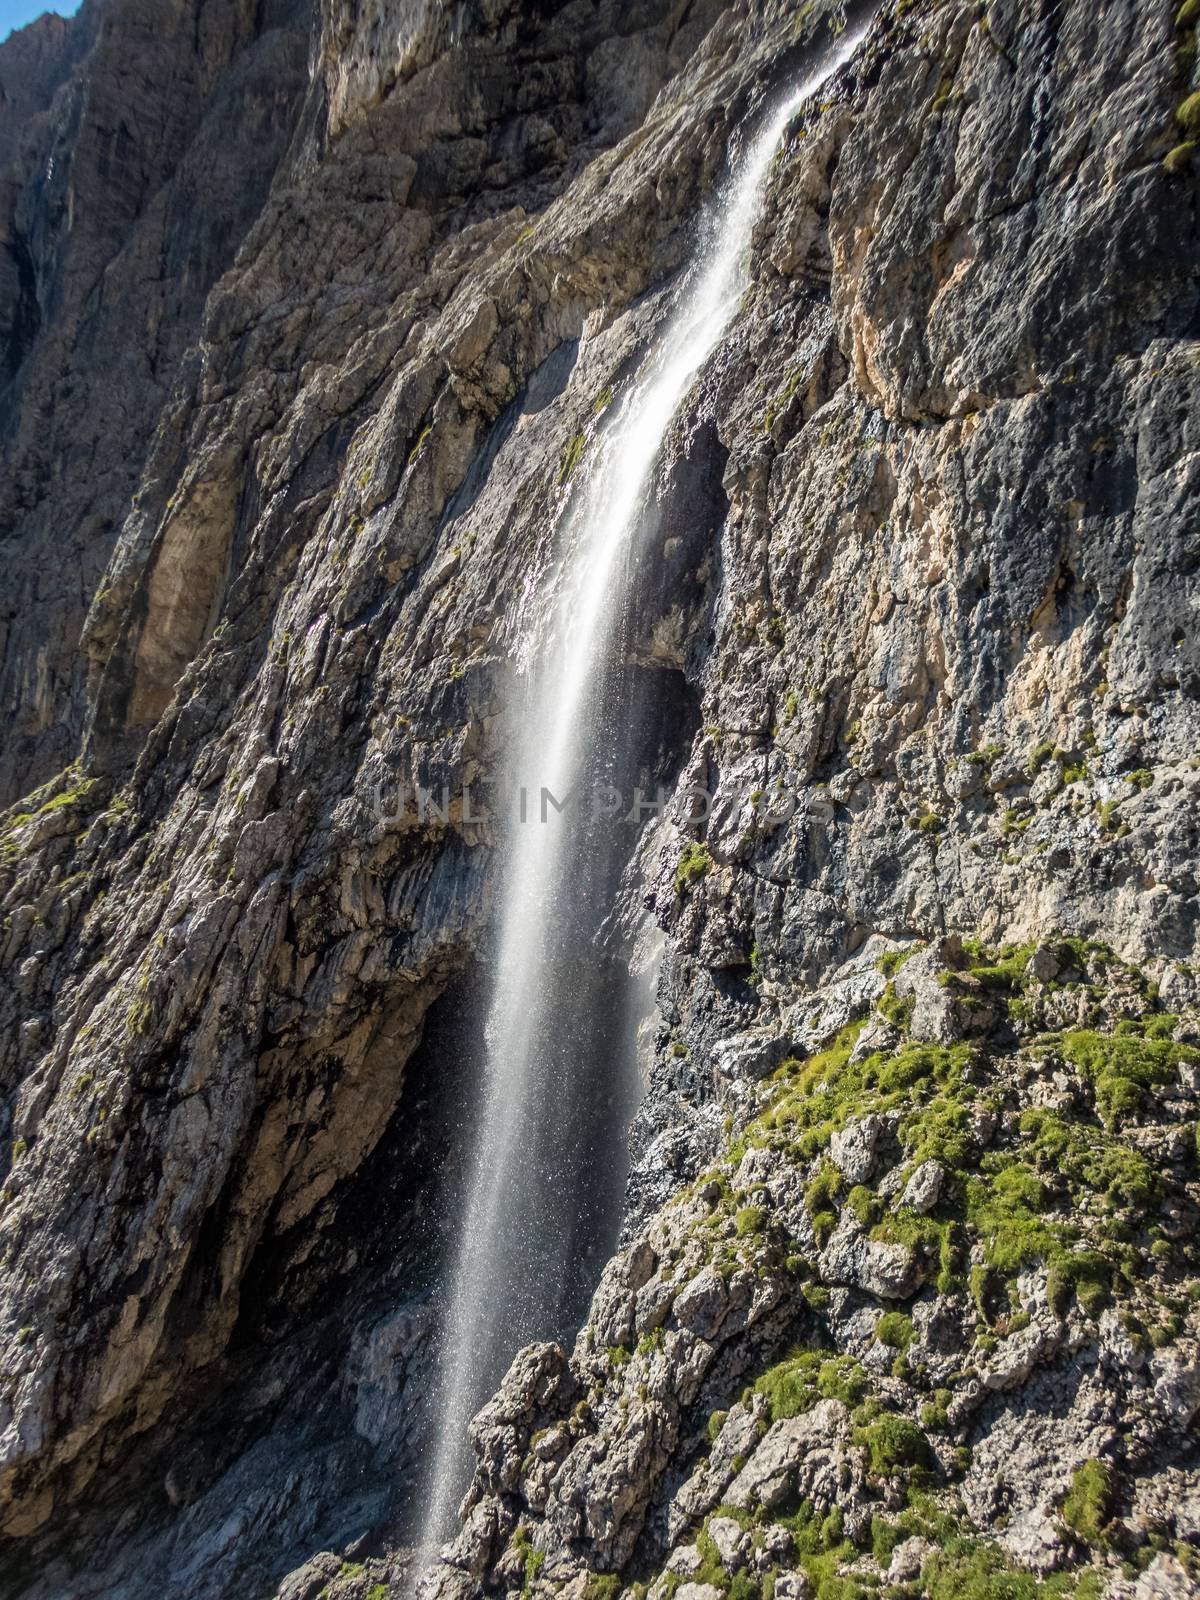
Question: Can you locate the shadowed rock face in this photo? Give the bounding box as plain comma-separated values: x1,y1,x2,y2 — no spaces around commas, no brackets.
0,0,1197,1595
0,0,316,808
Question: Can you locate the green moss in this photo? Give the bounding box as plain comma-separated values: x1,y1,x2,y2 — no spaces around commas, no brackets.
765,368,805,432
675,840,712,891
967,743,1005,769
1019,1107,1157,1209
844,1184,875,1225
582,1580,622,1600
707,1408,728,1442
878,981,916,1029
558,432,586,484
1178,90,1200,134
921,1538,1096,1599
1059,1458,1115,1544
874,1311,914,1350
877,946,921,978
909,809,943,834
406,425,432,467
919,1389,953,1432
751,1348,867,1423
804,1160,843,1243
962,943,1036,991
855,1414,933,1477
736,1204,767,1238
1060,1029,1192,1127
776,1499,857,1597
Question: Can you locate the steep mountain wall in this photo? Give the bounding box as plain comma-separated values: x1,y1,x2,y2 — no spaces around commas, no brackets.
0,0,1197,1597
0,0,316,807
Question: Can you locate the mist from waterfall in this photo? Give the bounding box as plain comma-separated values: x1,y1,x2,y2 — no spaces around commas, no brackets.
419,17,873,1571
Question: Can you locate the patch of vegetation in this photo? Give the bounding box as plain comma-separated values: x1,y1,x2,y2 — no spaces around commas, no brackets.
763,367,804,432
854,1413,933,1478
676,840,713,891
908,809,943,834
750,1347,867,1422
558,432,586,484
876,946,921,979
1060,1029,1192,1127
582,1578,622,1600
0,765,106,861
406,424,432,467
967,742,1005,769
1059,1458,1115,1544
803,1159,844,1244
874,1311,914,1350
920,1538,1102,1600
877,981,915,1029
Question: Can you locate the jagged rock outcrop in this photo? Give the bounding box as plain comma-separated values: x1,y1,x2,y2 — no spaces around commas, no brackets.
434,941,1200,1599
0,0,1198,1594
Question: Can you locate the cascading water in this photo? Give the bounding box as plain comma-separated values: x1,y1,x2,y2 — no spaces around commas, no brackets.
419,15,873,1571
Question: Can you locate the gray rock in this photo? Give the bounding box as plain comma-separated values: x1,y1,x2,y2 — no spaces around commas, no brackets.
829,1115,883,1184
887,1537,936,1582
773,1579,813,1600
706,1515,751,1570
726,1401,856,1515
818,1219,921,1300
898,1160,944,1215
1133,1553,1200,1600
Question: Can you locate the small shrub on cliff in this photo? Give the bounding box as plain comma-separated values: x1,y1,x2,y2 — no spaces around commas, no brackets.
855,1413,933,1477
675,840,712,891
874,1311,914,1350
1059,1458,1115,1543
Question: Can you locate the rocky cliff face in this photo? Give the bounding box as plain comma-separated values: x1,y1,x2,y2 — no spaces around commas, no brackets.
0,0,1197,1598
0,0,315,807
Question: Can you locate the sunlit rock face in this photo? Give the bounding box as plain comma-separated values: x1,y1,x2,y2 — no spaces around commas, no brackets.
0,0,1198,1596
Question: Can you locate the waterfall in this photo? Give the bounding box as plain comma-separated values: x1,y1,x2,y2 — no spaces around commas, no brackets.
419,16,872,1569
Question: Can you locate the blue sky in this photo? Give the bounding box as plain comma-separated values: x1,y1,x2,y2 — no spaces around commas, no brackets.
1,0,80,43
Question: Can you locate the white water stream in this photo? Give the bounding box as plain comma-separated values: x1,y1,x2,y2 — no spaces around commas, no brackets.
420,16,872,1569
